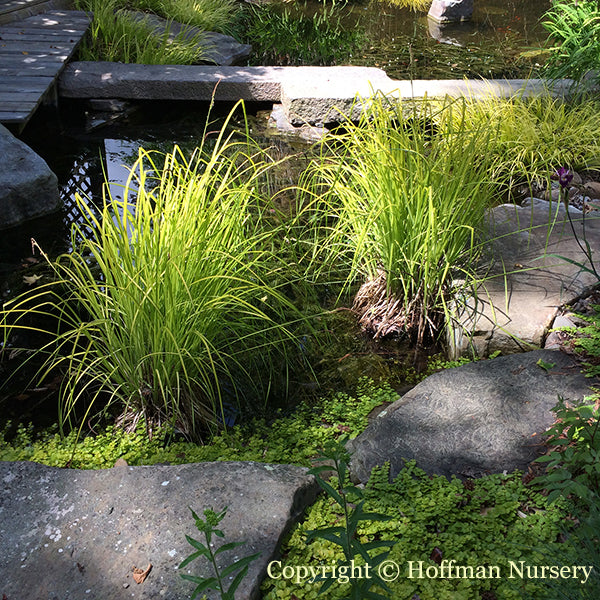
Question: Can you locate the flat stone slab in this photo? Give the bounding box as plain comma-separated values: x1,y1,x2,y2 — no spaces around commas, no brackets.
59,62,288,102
449,200,600,357
348,349,594,482
279,66,396,125
0,461,318,600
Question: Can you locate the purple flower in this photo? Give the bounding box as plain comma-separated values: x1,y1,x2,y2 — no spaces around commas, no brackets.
552,167,574,189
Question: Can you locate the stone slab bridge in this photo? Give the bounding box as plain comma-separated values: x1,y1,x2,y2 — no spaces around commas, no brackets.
58,61,577,130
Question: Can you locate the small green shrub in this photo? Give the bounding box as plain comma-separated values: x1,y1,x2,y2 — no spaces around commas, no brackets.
566,302,600,377
534,396,600,505
533,305,600,507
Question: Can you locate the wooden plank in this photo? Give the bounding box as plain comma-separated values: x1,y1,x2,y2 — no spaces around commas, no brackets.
0,30,83,41
0,111,31,122
0,91,40,102
0,100,38,113
1,22,88,31
0,0,50,8
0,40,78,52
0,75,54,90
17,12,91,27
0,53,69,63
0,63,60,74
0,0,37,10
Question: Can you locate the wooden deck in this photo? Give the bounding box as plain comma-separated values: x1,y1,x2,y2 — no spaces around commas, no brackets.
0,8,91,129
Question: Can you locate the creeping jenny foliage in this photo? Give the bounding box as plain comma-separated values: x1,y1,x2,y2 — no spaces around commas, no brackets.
0,380,397,469
263,462,575,600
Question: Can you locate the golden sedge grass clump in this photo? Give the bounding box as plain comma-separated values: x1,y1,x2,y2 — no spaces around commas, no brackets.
436,93,600,192
299,96,498,345
1,107,310,439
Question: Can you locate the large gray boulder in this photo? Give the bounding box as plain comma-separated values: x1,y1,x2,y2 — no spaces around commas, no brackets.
449,199,600,358
0,461,319,600
0,124,60,230
348,349,594,482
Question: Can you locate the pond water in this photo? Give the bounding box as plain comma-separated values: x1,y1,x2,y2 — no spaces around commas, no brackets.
263,0,551,79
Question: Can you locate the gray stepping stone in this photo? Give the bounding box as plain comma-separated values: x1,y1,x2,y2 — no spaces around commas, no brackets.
0,461,318,599
348,349,595,482
0,123,60,229
449,200,600,358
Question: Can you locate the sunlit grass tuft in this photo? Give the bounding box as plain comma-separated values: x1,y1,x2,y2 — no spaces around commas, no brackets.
135,0,239,34
299,96,497,345
1,108,310,439
438,93,600,192
75,0,240,63
76,0,208,64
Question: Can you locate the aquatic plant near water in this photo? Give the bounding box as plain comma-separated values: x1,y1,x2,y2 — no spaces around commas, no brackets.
300,95,497,344
0,105,310,439
542,0,600,86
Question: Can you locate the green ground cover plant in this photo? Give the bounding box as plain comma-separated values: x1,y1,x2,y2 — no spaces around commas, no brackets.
1,380,585,600
263,461,576,600
534,302,600,509
0,107,311,440
299,97,497,344
0,379,397,468
529,302,600,599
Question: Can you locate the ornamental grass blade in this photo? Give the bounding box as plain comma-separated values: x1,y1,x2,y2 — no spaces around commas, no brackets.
180,575,219,600
178,549,206,569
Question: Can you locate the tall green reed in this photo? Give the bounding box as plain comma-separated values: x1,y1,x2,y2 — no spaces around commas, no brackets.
299,96,497,344
1,107,309,439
